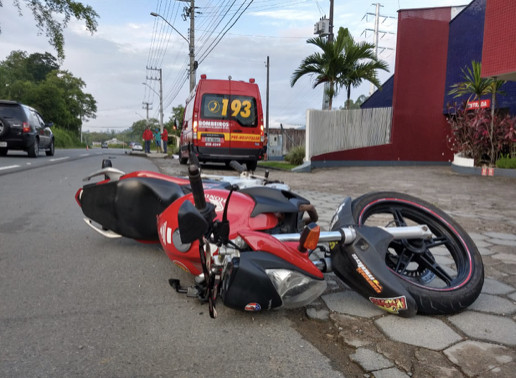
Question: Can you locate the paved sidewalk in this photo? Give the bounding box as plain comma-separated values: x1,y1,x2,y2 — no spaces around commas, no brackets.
150,156,516,377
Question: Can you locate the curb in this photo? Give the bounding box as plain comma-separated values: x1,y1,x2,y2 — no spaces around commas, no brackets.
451,163,516,178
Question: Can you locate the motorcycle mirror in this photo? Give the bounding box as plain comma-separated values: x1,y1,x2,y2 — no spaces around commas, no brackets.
298,223,320,253
178,200,209,243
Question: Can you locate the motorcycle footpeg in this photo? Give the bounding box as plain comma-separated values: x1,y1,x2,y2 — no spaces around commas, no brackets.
169,278,188,294
169,279,204,298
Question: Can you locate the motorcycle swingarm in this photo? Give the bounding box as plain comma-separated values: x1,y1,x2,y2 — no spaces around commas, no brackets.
331,226,418,317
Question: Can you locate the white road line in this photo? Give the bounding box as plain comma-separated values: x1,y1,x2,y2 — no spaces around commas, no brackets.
49,157,69,162
0,165,20,171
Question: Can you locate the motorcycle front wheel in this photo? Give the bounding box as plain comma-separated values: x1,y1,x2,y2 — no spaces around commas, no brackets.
351,191,484,315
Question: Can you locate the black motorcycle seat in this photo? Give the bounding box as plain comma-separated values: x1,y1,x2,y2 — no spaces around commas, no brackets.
81,177,185,240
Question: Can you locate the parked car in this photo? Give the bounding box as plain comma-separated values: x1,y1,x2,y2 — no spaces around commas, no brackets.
101,142,109,148
0,100,54,157
132,143,143,152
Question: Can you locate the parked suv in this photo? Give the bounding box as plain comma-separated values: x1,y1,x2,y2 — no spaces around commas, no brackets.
0,100,55,157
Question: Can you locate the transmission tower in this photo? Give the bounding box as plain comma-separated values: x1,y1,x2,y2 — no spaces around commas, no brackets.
361,3,396,94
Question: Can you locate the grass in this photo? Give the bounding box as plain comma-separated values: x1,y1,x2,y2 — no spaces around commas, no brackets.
258,161,297,171
495,155,516,169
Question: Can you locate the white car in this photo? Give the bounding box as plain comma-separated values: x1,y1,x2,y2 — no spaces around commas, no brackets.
132,143,143,152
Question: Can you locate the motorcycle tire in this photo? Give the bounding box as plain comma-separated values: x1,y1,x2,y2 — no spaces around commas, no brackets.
351,191,484,315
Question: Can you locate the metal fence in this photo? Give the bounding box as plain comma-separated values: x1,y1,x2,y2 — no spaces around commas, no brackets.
305,107,393,160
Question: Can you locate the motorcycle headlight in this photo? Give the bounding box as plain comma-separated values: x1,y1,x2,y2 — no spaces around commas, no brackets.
265,269,327,309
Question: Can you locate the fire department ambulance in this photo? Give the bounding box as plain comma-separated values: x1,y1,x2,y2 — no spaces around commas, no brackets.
179,75,265,170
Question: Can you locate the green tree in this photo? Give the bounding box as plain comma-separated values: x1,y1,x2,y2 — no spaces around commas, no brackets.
0,0,99,60
26,52,59,82
128,118,159,142
448,60,506,165
342,94,368,110
1,50,97,133
291,27,387,110
448,60,497,103
290,30,345,110
171,104,185,128
337,28,388,109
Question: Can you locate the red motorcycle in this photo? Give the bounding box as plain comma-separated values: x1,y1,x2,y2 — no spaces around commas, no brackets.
157,164,484,318
75,161,484,318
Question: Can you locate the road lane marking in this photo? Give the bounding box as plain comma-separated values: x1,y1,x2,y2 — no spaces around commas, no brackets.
80,154,90,157
49,157,69,162
0,165,20,171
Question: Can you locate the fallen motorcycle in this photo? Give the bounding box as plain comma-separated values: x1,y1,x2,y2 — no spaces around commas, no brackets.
157,164,484,318
75,159,287,241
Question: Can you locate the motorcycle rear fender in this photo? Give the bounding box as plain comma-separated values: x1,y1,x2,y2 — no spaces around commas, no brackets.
331,226,418,317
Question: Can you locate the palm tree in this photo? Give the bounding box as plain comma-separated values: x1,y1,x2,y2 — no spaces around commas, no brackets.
337,28,388,109
290,31,346,110
449,60,506,164
291,27,388,110
448,60,494,103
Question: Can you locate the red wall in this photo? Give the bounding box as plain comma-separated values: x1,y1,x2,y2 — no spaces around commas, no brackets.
313,7,454,163
481,0,516,80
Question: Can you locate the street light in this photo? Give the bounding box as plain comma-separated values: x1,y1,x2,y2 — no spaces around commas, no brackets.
150,11,196,92
142,82,159,96
150,12,189,44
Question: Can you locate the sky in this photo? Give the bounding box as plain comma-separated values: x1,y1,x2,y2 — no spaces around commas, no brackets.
0,0,469,132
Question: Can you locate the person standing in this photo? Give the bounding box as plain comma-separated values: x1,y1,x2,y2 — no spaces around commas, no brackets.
154,128,162,153
143,126,153,153
161,128,169,154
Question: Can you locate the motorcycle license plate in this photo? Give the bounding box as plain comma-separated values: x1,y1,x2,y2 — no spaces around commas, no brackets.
0,141,7,147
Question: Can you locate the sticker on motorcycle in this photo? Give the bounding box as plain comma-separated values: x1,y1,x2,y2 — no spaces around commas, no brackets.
369,296,408,314
205,194,226,212
244,303,262,312
173,260,191,274
352,253,383,294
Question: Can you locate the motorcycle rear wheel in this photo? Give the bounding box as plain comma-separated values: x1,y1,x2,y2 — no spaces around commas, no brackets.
351,191,484,315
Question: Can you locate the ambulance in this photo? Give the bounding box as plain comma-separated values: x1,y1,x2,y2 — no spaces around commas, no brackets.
179,75,265,170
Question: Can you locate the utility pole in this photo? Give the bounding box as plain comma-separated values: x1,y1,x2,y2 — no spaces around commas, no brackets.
314,0,334,110
146,67,164,150
142,102,152,127
265,56,270,137
179,0,197,92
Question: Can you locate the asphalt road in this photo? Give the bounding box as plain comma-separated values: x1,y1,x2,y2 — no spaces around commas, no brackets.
0,149,343,377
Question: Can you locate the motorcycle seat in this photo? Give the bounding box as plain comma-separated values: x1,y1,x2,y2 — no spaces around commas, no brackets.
81,177,185,240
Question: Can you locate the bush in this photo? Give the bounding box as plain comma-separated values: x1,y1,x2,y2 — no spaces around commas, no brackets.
447,107,516,165
52,127,83,148
495,154,516,169
285,145,305,165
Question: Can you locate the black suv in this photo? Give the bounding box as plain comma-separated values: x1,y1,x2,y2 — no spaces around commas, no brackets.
0,100,55,157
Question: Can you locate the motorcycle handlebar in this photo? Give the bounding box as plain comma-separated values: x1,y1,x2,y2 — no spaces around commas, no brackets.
188,164,206,210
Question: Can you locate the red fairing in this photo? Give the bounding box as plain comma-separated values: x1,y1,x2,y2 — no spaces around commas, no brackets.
237,230,324,279
157,189,279,275
75,188,83,207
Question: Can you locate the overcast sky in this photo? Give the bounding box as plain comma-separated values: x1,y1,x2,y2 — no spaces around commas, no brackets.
0,0,468,132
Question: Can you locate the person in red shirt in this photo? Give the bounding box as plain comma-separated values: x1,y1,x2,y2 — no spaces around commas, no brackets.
161,128,169,153
142,127,153,153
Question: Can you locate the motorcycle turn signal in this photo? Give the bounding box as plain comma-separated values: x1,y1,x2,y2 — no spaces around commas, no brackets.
298,223,320,253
